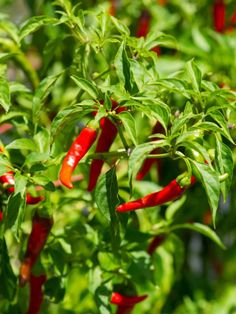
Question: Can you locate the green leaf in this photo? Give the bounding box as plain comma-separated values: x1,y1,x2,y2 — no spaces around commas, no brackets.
71,76,99,99
14,172,27,197
128,141,167,188
170,223,225,249
140,100,170,132
145,32,177,50
0,239,17,300
98,252,119,271
0,77,10,112
209,111,234,144
32,72,62,122
32,174,55,192
95,168,120,252
185,59,202,92
50,102,94,139
110,16,130,35
118,111,137,146
0,20,19,43
191,160,220,227
6,138,38,151
44,277,65,303
4,193,26,238
95,168,119,223
95,284,112,314
215,138,234,201
19,16,57,41
0,155,12,176
165,195,187,222
114,42,132,92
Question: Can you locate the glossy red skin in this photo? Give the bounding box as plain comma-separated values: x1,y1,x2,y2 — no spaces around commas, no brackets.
26,274,46,314
136,122,165,181
59,127,97,189
111,292,147,307
0,171,15,186
147,235,165,255
20,215,53,286
136,10,151,38
0,211,3,221
88,102,126,191
88,118,117,191
213,0,225,33
117,176,196,212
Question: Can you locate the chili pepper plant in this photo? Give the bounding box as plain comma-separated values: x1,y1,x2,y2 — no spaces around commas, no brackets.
0,0,236,313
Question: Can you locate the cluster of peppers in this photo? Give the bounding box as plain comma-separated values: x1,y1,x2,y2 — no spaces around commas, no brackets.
213,0,236,33
0,145,51,313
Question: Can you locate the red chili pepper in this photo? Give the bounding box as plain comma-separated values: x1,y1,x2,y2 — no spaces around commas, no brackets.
230,11,236,25
0,210,3,222
59,126,97,189
26,194,44,205
109,0,119,16
26,274,46,314
87,101,125,191
213,0,225,33
136,10,151,38
0,123,13,134
87,117,117,191
0,172,44,205
116,176,196,212
136,122,165,181
157,0,167,5
147,235,165,255
19,214,53,286
111,292,147,314
0,171,15,186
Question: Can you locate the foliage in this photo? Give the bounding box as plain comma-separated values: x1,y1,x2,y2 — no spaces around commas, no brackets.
0,0,236,313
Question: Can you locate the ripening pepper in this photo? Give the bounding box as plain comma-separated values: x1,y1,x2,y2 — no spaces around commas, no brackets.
87,101,126,191
116,176,196,212
87,117,117,191
59,126,97,189
213,0,225,33
147,235,165,255
111,292,147,314
136,10,151,38
19,214,53,286
26,274,46,314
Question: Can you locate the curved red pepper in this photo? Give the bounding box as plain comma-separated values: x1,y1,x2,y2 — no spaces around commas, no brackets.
213,0,225,33
59,126,97,189
87,101,125,191
26,274,46,314
136,10,151,38
87,118,117,191
147,235,165,255
109,0,119,16
136,122,165,181
19,214,53,286
111,292,147,314
117,176,196,212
